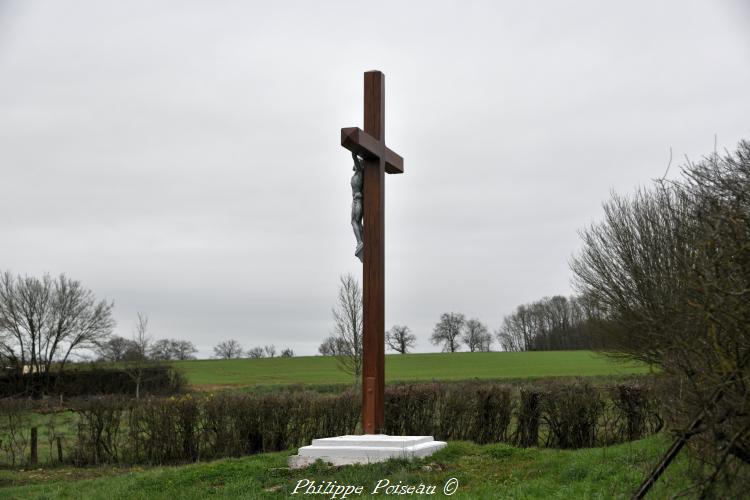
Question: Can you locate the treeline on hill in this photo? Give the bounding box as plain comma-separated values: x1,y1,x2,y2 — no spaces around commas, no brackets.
212,339,294,360
319,275,610,360
0,378,662,467
497,295,608,352
97,335,198,362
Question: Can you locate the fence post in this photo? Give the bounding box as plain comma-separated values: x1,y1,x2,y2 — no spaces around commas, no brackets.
57,436,63,463
30,427,38,466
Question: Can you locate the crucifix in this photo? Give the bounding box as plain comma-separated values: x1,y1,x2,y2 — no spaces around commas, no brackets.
341,70,403,434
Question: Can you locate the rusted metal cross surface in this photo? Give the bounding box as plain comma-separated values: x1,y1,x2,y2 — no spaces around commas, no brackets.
340,70,403,434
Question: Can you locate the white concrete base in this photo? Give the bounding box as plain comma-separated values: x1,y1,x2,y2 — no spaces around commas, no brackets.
288,435,447,469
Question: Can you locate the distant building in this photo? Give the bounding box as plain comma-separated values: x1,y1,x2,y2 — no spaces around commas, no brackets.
22,364,47,374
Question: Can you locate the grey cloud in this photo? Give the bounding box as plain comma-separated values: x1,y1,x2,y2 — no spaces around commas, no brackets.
1,0,749,356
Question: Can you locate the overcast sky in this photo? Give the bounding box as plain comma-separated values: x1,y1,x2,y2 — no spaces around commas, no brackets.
0,1,748,357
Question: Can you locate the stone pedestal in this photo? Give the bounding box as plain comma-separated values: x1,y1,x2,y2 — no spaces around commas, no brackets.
288,435,446,469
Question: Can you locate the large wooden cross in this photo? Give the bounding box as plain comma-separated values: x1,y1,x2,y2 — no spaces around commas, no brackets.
341,70,403,434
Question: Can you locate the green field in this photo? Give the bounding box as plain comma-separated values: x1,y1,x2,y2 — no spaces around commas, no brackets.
1,352,682,499
0,434,691,499
174,351,649,388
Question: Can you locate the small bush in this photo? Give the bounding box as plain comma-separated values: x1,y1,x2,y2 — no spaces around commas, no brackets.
72,396,126,465
385,383,441,437
541,380,603,449
516,386,543,447
0,399,32,466
384,383,513,443
469,385,514,444
611,382,662,441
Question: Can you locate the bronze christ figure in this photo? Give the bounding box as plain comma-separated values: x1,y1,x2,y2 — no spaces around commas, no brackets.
351,152,364,262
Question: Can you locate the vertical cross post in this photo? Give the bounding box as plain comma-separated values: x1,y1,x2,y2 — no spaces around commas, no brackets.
362,71,385,434
341,70,403,435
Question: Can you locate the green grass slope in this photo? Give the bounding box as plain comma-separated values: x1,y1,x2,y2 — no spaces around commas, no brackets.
0,434,690,499
175,350,649,388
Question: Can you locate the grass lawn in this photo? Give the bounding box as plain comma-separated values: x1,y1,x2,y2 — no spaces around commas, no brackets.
0,434,691,499
174,351,649,389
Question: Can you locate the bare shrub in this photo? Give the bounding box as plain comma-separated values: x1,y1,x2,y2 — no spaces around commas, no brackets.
470,385,513,443
72,396,125,465
3,379,663,467
572,141,750,494
611,382,663,442
0,399,30,466
516,387,543,447
541,380,603,449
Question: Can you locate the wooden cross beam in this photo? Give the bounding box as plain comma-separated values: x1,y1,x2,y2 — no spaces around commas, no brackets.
341,128,403,174
340,70,403,434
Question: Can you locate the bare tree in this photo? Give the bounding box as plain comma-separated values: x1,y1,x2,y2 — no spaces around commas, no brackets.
318,335,343,356
96,335,133,362
246,346,264,359
172,340,198,360
280,348,294,357
146,338,198,361
329,273,363,379
385,325,416,354
0,272,114,390
148,338,174,361
125,313,150,399
479,331,493,351
263,345,276,358
572,140,750,496
213,339,243,359
430,313,465,353
497,304,533,352
463,318,492,352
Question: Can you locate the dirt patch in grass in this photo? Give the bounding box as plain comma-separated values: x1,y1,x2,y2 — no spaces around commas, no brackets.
191,383,245,392
0,465,143,488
